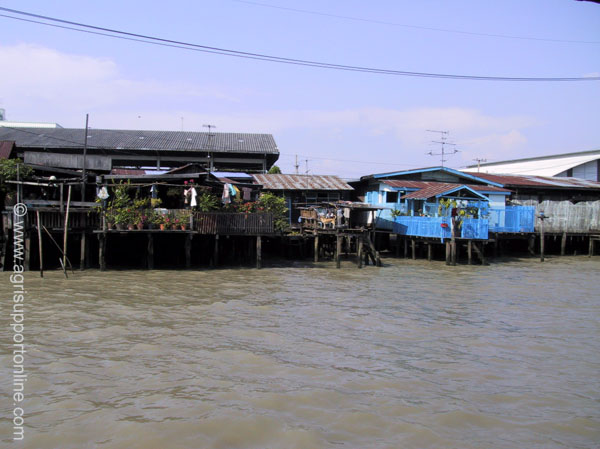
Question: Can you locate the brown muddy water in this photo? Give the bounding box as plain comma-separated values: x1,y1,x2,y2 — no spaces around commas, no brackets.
1,256,599,449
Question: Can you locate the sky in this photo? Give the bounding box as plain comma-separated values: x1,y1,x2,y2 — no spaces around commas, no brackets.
0,0,599,178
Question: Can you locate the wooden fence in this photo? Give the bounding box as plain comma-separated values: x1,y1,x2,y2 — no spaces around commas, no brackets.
514,200,600,233
2,209,99,231
193,212,274,235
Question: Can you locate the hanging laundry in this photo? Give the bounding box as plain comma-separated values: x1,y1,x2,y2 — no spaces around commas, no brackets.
233,185,241,197
242,187,252,201
190,187,198,208
150,184,158,199
222,184,231,204
228,184,236,197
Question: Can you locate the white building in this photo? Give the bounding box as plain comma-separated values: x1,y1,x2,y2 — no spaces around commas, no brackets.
466,149,600,182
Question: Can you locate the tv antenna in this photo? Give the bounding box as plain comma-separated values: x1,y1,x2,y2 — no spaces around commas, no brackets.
472,157,487,172
426,130,459,167
203,124,216,136
295,154,299,175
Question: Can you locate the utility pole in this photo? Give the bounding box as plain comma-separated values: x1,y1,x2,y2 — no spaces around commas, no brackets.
426,130,459,167
82,113,89,202
473,158,487,172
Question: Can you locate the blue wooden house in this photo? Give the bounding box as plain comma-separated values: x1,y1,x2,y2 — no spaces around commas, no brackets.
352,167,535,239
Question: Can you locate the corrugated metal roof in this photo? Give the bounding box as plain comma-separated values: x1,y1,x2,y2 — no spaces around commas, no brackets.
400,183,491,200
463,172,600,189
383,180,510,193
253,174,354,191
0,127,278,154
0,140,15,159
110,168,147,175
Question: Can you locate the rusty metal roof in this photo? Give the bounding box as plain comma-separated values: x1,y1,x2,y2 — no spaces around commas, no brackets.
0,128,278,154
463,172,600,189
253,174,354,191
383,180,510,193
110,168,147,175
0,140,15,159
399,183,492,200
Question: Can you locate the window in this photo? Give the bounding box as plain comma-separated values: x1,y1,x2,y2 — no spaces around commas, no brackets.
386,191,398,203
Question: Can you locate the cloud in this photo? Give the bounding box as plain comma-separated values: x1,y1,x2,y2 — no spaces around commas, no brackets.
0,44,240,120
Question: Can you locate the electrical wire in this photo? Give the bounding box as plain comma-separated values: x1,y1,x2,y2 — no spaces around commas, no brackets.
1,7,598,82
231,0,600,45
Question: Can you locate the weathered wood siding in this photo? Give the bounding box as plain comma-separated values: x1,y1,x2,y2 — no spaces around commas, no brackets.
514,200,600,233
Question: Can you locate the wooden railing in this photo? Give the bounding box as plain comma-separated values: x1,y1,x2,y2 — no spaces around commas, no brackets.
2,209,100,231
193,212,274,235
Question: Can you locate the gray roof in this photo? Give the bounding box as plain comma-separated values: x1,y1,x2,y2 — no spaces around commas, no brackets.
0,127,278,154
253,174,354,191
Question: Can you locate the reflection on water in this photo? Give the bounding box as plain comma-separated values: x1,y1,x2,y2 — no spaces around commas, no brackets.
1,257,599,448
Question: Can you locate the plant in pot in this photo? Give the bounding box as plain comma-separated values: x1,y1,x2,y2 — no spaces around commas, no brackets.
178,210,192,230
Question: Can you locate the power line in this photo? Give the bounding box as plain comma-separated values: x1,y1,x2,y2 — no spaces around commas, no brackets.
231,0,600,45
1,7,598,82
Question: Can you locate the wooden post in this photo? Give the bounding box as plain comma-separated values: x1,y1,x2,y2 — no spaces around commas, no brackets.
213,234,219,267
540,222,545,263
256,235,262,269
336,235,342,269
480,242,486,265
63,185,72,270
24,234,31,271
445,241,451,265
411,239,416,260
314,234,319,263
185,234,192,268
528,234,536,256
589,236,595,258
395,234,400,258
1,234,9,272
467,240,472,265
36,211,43,277
98,233,106,271
427,243,432,261
451,240,457,266
357,237,363,268
404,237,408,258
59,183,64,213
79,232,86,271
561,232,567,256
147,234,154,270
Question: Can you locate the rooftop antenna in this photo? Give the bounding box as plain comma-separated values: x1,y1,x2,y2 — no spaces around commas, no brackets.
426,130,459,167
305,159,310,190
473,157,487,172
295,155,299,175
203,124,216,171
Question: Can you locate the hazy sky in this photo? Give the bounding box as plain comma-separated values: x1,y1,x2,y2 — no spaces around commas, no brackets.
0,0,598,177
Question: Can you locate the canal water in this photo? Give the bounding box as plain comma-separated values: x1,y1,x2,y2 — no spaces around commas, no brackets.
1,256,599,449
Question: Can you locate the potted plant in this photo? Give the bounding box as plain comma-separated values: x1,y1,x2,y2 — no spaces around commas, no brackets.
178,210,192,230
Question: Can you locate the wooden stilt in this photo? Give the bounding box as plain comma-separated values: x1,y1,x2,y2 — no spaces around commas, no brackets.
404,237,408,258
147,234,154,270
24,234,31,271
63,185,72,270
1,233,9,271
561,232,567,256
357,237,363,268
256,235,262,269
37,211,43,277
336,235,342,268
467,240,472,265
451,240,457,266
540,230,545,263
79,232,86,271
427,243,432,261
395,234,400,258
99,233,106,271
213,234,219,267
185,234,192,268
314,234,319,263
411,239,416,260
445,241,451,265
528,234,536,256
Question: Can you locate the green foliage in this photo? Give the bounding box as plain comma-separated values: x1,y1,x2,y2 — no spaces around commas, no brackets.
267,165,282,174
196,192,220,212
257,191,289,232
0,159,33,194
390,208,403,219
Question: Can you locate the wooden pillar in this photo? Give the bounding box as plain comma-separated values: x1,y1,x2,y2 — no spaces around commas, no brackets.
336,235,342,268
37,211,43,277
451,240,457,266
147,233,154,270
256,235,262,269
213,235,219,267
427,243,432,261
99,233,106,271
24,234,31,271
467,240,472,265
561,232,567,256
589,236,594,258
411,239,416,260
445,241,451,265
185,234,192,268
79,232,86,270
493,237,499,258
540,231,545,262
480,243,486,265
404,237,408,258
357,237,363,268
395,234,400,258
528,234,536,256
314,234,319,263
